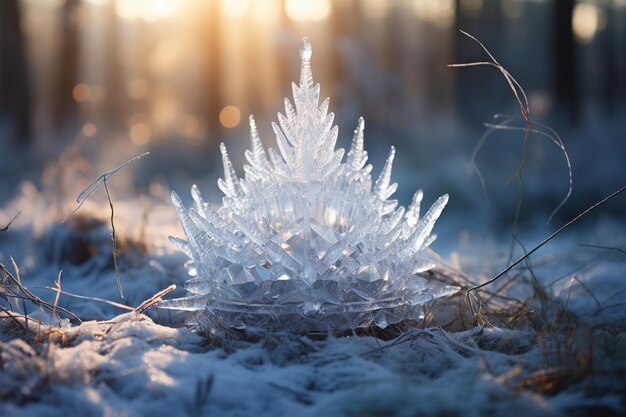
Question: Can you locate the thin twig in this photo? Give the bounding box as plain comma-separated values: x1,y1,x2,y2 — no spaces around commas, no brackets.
451,30,571,231
104,177,123,299
0,261,81,322
579,244,626,256
51,270,63,326
466,185,626,317
29,286,133,311
63,152,150,222
133,284,176,317
63,152,149,299
0,211,21,232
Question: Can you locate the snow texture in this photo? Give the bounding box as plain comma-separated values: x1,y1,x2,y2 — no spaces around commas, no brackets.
165,38,456,331
1,313,622,417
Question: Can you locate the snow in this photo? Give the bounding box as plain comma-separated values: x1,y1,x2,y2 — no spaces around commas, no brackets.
3,311,620,417
1,182,625,417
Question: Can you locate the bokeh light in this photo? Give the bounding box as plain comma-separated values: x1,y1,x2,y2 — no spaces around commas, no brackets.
130,122,152,145
72,83,91,103
82,122,97,137
219,106,242,129
572,2,602,43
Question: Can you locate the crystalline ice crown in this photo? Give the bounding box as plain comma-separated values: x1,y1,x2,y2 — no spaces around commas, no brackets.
163,37,456,331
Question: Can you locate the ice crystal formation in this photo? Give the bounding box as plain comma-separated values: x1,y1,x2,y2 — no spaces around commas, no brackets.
163,38,457,331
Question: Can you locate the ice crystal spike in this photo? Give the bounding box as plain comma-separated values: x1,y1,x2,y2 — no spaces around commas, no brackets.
163,38,458,332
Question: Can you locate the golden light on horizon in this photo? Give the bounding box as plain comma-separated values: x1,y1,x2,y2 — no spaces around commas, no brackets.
219,106,241,128
116,0,180,22
223,0,250,19
285,0,331,21
572,2,601,43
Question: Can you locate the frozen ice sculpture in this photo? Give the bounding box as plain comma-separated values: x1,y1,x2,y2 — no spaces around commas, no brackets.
162,38,458,331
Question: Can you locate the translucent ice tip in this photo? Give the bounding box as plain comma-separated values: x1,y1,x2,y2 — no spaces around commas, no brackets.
300,37,312,61
299,37,313,87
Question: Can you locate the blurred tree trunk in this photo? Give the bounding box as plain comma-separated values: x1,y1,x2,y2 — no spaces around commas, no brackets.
0,0,31,144
103,0,124,131
202,0,223,140
601,10,617,116
52,0,80,133
553,0,579,124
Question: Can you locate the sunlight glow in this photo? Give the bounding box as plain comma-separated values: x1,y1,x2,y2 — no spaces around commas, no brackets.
572,2,601,43
285,0,331,22
116,0,180,22
251,0,280,26
223,0,250,19
411,0,455,29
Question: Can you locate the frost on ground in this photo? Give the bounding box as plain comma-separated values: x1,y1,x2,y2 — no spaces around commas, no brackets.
1,176,626,417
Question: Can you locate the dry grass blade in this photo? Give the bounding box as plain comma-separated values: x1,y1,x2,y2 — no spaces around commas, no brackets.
63,151,150,299
0,210,21,232
0,261,81,323
450,30,572,232
51,270,63,326
480,116,573,223
466,185,626,318
579,244,626,256
29,286,134,311
64,152,150,222
133,284,176,317
448,30,529,121
103,177,123,299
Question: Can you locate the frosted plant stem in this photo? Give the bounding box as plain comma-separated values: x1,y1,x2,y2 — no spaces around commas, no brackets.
104,177,124,300
467,184,626,318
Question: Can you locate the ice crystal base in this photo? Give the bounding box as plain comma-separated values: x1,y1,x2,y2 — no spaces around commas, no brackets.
162,38,458,331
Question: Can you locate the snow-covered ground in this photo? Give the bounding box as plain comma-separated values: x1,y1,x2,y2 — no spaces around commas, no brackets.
1,168,625,417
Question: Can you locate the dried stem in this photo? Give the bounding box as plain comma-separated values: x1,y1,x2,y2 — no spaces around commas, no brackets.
0,210,21,232
103,177,124,299
466,185,626,318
